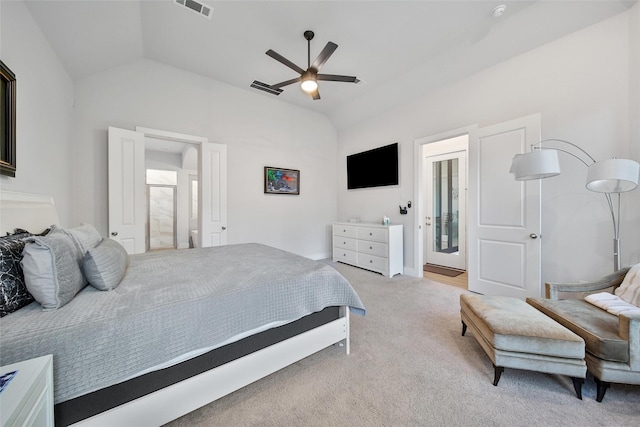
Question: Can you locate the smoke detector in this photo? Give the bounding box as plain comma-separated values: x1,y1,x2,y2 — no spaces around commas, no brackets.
174,0,213,19
491,4,507,18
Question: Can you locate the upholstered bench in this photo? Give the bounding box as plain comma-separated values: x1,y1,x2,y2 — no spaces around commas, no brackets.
460,294,587,398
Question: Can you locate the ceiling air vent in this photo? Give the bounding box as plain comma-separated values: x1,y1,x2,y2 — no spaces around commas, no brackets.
250,80,283,96
174,0,213,19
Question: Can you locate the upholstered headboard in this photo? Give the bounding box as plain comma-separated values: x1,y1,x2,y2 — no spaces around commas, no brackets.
0,191,59,235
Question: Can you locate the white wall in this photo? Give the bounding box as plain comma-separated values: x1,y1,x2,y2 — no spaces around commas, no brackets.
338,7,640,282
72,59,338,259
0,1,74,226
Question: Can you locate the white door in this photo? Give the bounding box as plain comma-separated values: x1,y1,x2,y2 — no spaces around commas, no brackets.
108,127,146,254
468,114,542,297
199,142,228,247
425,151,466,270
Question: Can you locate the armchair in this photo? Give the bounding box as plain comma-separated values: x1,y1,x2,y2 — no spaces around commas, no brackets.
527,266,640,402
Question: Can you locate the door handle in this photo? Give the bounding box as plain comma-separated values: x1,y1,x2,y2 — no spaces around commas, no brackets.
529,233,538,239
111,232,118,236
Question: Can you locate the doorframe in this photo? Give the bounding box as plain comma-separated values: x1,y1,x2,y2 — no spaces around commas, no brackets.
413,125,476,278
136,127,208,247
424,150,467,270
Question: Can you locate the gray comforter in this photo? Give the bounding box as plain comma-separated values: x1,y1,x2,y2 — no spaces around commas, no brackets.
0,243,365,403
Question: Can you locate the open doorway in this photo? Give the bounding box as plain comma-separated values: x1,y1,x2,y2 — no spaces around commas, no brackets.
414,128,472,287
108,126,227,254
144,138,198,252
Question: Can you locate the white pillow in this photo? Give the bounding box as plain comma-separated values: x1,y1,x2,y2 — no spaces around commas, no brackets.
21,227,87,310
615,263,640,307
84,238,128,291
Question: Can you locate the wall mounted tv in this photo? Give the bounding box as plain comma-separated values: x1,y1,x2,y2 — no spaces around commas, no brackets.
347,142,399,190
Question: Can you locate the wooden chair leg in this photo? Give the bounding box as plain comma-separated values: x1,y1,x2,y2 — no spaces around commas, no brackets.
594,377,610,402
493,365,504,386
571,377,584,400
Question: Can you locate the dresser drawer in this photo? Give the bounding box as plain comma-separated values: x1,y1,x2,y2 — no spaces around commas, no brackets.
358,240,388,258
334,236,358,251
333,224,358,239
333,248,358,264
358,226,388,243
358,253,389,275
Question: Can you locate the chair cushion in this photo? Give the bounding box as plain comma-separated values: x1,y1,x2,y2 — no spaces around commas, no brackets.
527,298,628,363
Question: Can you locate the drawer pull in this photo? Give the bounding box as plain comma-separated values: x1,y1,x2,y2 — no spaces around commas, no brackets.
369,260,373,263
369,246,373,250
369,232,373,236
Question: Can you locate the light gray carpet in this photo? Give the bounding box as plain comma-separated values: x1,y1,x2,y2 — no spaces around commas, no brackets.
166,263,639,426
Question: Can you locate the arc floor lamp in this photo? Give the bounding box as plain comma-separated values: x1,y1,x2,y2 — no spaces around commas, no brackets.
509,139,640,271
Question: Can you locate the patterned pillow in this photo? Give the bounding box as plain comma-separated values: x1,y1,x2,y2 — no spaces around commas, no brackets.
0,233,35,317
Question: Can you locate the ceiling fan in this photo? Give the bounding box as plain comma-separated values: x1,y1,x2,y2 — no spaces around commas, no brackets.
251,30,358,100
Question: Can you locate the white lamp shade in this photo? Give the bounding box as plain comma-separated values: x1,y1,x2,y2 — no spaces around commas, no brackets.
586,158,640,193
509,149,561,181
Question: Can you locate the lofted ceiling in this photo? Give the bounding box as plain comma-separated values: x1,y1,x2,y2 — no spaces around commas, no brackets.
23,0,637,128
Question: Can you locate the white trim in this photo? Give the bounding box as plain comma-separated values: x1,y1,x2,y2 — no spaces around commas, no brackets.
135,127,208,145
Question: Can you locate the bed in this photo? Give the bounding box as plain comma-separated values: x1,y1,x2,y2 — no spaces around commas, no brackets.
0,191,365,426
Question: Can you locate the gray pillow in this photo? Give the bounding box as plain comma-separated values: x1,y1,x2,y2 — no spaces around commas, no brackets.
58,224,102,255
21,227,87,310
84,238,128,291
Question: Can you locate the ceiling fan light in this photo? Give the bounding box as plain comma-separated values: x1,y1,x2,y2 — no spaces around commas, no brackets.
300,77,318,93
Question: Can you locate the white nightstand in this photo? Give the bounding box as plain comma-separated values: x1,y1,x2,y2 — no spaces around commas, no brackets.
0,355,54,427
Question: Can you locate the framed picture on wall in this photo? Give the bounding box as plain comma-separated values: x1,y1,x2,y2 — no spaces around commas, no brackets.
0,60,17,177
264,166,300,195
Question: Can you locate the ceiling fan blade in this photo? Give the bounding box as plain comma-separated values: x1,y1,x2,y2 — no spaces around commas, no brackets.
312,90,321,100
311,42,338,72
271,77,301,89
266,49,305,75
317,74,358,83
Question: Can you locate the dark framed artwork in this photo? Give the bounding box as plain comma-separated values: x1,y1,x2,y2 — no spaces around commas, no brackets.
0,60,17,177
264,166,300,195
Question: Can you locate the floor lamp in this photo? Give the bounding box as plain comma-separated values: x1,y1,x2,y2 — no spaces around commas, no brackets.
509,139,640,271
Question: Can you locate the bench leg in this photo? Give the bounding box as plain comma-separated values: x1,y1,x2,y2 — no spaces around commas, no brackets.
594,377,610,402
571,377,584,400
461,321,467,336
493,365,504,386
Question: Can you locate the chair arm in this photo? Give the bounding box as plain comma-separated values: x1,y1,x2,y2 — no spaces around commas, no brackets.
545,267,631,300
619,312,640,371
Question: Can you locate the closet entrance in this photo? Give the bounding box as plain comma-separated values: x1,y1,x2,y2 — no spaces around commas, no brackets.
107,126,227,254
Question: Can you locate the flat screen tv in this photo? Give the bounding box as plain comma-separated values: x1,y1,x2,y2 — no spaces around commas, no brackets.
347,143,399,189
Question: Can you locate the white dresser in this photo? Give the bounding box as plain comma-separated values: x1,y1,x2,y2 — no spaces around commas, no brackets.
0,355,54,427
332,222,403,277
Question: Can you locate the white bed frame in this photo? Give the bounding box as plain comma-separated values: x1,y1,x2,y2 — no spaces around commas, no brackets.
0,190,351,426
